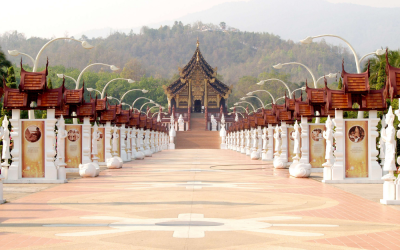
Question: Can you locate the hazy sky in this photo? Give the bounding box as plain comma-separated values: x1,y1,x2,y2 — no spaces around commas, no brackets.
1,0,399,38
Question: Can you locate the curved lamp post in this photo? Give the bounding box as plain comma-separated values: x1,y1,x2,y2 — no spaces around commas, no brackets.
86,88,101,96
121,102,132,109
291,87,306,97
240,96,265,108
228,112,244,118
247,90,276,104
300,34,385,73
100,78,134,98
8,37,94,72
153,112,168,118
140,102,158,112
273,62,337,88
147,106,164,116
107,96,120,104
257,79,292,98
234,101,256,112
120,89,148,103
230,106,248,114
57,64,120,89
132,97,154,108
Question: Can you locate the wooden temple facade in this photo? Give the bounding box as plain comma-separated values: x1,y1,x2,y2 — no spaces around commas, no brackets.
163,40,232,129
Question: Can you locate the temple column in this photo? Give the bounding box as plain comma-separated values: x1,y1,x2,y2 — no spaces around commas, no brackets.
205,80,208,130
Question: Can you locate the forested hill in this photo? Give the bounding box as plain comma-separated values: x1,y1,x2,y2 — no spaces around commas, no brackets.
1,21,356,86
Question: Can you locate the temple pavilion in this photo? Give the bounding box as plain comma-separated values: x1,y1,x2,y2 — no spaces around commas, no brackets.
163,40,232,116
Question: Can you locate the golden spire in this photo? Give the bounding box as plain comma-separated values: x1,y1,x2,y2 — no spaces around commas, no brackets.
197,37,199,47
197,51,199,61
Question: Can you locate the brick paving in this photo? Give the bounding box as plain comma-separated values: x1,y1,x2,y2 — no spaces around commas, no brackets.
0,149,399,249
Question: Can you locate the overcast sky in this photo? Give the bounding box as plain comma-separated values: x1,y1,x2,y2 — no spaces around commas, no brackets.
1,0,400,38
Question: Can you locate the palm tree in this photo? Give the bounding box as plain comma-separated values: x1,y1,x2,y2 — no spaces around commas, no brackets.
363,49,400,90
0,46,12,77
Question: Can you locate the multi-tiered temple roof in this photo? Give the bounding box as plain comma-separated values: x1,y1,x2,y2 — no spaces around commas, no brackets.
163,40,232,99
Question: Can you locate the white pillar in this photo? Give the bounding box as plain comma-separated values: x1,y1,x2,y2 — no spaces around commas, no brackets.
8,109,20,180
245,130,251,155
261,127,268,160
251,128,259,160
126,128,132,161
295,117,311,178
104,121,113,162
332,110,344,180
369,110,382,180
257,126,262,155
264,124,274,161
45,109,58,180
0,174,4,204
82,117,91,164
120,126,128,162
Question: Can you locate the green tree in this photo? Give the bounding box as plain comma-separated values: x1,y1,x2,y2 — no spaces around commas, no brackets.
219,22,226,30
0,46,11,77
337,78,342,90
375,61,386,90
47,78,53,89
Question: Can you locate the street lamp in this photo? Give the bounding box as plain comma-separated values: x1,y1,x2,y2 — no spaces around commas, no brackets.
273,62,337,88
147,106,164,116
275,96,286,104
132,97,154,108
257,79,292,98
230,105,247,113
230,106,248,113
240,96,265,108
8,37,94,72
86,88,101,96
120,89,148,103
140,101,158,112
247,90,276,104
290,87,306,97
315,73,337,86
121,103,132,109
234,101,256,112
300,34,385,73
107,96,121,104
228,112,244,118
359,49,386,63
57,64,120,89
152,112,168,118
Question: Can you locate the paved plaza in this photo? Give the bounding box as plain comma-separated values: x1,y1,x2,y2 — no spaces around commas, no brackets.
1,149,400,249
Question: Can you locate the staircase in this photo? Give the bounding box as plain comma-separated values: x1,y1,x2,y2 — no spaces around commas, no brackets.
175,113,221,149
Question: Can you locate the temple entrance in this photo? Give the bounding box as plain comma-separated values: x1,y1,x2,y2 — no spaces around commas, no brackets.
194,100,202,112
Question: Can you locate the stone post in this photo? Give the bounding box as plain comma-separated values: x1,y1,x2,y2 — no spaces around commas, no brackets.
369,110,382,180
120,126,127,161
45,109,58,179
82,117,91,164
8,109,20,180
261,127,268,160
104,121,113,161
265,124,274,161
332,110,344,180
292,119,310,178
245,129,251,156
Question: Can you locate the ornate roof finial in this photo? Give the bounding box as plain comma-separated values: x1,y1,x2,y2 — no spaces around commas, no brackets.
197,37,199,47
197,51,199,62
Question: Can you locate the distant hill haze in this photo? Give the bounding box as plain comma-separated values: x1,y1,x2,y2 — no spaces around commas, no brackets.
76,0,398,55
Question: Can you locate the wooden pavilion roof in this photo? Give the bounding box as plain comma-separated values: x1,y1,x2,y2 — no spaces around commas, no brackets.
164,40,232,98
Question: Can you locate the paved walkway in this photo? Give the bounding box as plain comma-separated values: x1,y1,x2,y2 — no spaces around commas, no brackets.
1,149,400,250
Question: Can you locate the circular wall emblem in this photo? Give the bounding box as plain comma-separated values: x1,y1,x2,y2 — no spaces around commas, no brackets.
67,129,80,142
24,125,42,143
348,126,365,143
311,128,323,142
